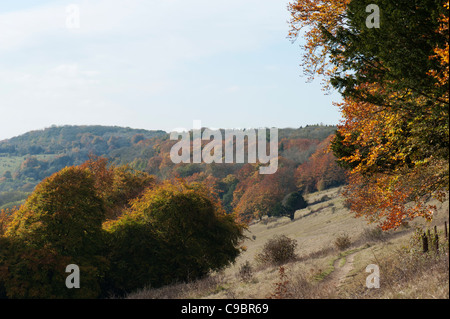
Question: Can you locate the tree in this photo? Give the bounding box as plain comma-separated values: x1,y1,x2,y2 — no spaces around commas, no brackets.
102,213,162,296
104,179,246,294
3,166,108,298
7,167,105,254
296,135,347,193
288,0,350,88
289,0,449,230
232,160,297,222
2,171,12,180
282,191,308,221
0,207,15,236
80,155,158,220
131,134,145,144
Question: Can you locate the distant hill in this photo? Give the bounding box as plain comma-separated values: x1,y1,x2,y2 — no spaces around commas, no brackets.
0,124,341,210
0,125,166,208
0,125,167,156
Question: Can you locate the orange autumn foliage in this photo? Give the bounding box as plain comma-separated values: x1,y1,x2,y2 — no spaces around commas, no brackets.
288,0,350,87
290,0,449,230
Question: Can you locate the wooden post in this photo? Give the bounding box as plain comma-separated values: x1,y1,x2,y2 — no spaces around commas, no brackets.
434,226,439,253
422,232,429,253
445,221,448,241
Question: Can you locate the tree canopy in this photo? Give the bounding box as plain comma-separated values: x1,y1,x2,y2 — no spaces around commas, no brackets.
289,0,449,229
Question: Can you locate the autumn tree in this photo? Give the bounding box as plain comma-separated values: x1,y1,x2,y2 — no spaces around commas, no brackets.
0,208,15,237
296,135,347,193
103,179,245,295
232,159,297,222
80,155,158,220
102,212,162,296
289,0,449,229
2,166,108,298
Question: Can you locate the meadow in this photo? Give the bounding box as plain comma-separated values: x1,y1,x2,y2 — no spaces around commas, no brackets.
126,187,449,299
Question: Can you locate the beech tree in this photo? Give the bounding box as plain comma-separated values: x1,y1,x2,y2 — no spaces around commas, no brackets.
2,166,108,298
103,179,246,295
232,160,297,222
289,0,449,229
80,155,158,220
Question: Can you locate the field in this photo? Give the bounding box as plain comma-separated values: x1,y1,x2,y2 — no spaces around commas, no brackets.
125,187,449,299
0,154,56,177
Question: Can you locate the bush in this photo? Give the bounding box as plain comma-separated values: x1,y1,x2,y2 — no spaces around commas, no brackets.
334,232,351,251
256,235,298,266
361,227,387,243
236,261,253,282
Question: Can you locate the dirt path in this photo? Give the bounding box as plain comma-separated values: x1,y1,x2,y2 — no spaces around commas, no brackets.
328,252,357,292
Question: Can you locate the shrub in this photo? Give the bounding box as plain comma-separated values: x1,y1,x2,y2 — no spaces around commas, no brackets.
334,232,351,251
256,235,298,266
361,227,387,243
237,261,253,282
268,266,291,299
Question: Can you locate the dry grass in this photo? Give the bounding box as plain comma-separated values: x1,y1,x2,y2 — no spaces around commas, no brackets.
125,271,229,299
125,187,449,300
341,240,449,299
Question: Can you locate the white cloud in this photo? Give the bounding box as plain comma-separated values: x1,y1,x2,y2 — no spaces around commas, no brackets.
225,86,240,93
0,0,341,141
0,0,289,56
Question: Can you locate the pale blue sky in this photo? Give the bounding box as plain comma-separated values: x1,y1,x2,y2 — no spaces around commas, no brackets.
0,0,342,141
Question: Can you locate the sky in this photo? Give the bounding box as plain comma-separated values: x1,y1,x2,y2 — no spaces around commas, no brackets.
0,0,343,141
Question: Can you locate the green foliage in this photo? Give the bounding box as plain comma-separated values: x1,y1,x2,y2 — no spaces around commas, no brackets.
330,0,447,104
102,180,245,296
325,0,449,172
102,215,162,296
175,163,204,178
282,191,308,220
217,174,239,214
1,125,343,215
0,236,106,299
133,181,245,280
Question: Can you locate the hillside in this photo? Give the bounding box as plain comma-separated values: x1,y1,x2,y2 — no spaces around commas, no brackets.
0,124,343,211
0,126,166,206
126,186,450,299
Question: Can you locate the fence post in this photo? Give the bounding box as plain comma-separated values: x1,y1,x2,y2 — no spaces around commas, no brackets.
445,221,448,241
422,232,429,253
434,226,439,253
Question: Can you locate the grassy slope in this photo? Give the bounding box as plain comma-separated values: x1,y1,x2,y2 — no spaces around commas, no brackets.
126,187,449,299
0,154,56,177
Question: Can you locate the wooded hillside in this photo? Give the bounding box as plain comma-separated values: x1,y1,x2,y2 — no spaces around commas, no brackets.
0,124,346,219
